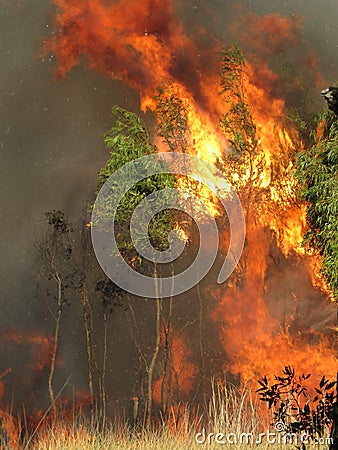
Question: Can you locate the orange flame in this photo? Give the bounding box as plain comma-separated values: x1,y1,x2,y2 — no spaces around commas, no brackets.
153,328,198,405
44,0,336,391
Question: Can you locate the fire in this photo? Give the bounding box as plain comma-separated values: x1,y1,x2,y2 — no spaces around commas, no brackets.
211,286,337,384
174,225,189,244
44,0,336,403
0,370,19,449
0,329,55,373
0,330,55,449
0,410,19,450
147,82,225,216
153,328,198,405
308,254,337,303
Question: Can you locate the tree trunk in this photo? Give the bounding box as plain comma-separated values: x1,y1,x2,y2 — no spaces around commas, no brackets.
161,264,175,416
197,282,205,395
146,266,161,429
82,284,95,425
48,270,62,418
126,295,148,405
100,311,108,430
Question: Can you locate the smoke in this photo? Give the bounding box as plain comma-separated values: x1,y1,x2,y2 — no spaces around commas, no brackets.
1,0,337,416
0,1,137,319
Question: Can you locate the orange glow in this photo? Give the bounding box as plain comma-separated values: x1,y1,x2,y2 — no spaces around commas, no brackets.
153,328,198,405
174,225,189,244
44,0,336,398
0,410,19,450
0,331,55,449
0,329,55,373
308,254,337,303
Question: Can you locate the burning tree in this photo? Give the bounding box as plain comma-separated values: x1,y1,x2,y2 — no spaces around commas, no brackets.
219,42,265,286
97,106,177,427
28,1,337,443
295,109,338,450
295,111,338,302
154,84,208,401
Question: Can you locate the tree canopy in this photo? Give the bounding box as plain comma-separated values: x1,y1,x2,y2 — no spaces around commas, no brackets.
295,111,338,302
98,106,175,263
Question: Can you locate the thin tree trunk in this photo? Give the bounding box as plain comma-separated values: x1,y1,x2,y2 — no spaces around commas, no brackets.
126,296,148,404
161,264,175,416
48,270,62,418
100,311,108,430
241,158,255,287
82,284,95,425
196,282,205,395
146,265,161,429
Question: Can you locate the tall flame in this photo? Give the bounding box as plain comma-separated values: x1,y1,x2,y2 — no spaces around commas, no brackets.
0,330,55,449
44,0,336,388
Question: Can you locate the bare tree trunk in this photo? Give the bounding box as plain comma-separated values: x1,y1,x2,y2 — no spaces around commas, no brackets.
100,311,108,430
82,284,95,425
48,269,62,418
146,265,161,429
126,295,148,417
161,264,175,416
161,302,172,417
93,309,108,430
196,282,205,395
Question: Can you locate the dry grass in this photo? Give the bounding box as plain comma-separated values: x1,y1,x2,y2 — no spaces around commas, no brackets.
29,428,320,450
31,423,332,450
4,379,332,449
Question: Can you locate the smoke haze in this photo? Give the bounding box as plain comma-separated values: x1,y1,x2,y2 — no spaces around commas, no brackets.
0,0,337,413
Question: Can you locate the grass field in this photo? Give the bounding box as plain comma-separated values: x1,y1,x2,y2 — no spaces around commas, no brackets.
17,380,332,450
30,428,330,450
30,423,333,450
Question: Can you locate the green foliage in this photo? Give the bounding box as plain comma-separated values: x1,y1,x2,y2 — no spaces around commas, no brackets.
154,83,189,153
218,41,266,223
219,42,259,165
98,106,175,262
286,108,309,141
295,111,338,301
99,107,154,184
218,43,266,288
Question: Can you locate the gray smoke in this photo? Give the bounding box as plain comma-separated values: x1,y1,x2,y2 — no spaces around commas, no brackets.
0,0,336,413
